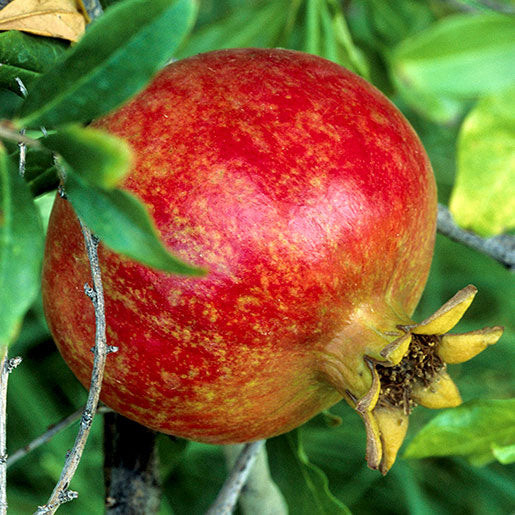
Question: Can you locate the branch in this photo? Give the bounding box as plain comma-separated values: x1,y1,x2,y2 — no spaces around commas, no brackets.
104,413,160,514
34,222,115,515
205,441,266,515
0,123,42,148
437,204,515,271
0,349,22,515
7,406,111,469
222,443,287,515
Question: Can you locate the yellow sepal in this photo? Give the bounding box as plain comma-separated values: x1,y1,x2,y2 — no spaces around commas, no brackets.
410,285,477,335
438,326,503,364
411,370,462,409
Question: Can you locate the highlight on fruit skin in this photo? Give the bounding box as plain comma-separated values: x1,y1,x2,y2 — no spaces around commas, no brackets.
41,48,504,476
319,284,503,474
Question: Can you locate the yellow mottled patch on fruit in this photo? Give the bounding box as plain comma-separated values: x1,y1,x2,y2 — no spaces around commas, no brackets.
370,111,388,126
237,295,262,311
161,370,181,389
201,303,219,323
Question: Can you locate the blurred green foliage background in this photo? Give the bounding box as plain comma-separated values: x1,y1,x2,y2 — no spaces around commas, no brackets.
4,0,514,513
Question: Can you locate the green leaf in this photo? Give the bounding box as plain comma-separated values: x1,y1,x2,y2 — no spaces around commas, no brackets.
404,399,515,464
449,88,515,236
177,0,287,57
2,139,59,196
305,0,322,55
267,430,351,515
391,14,515,100
41,125,132,189
491,443,515,465
391,72,466,124
365,0,435,47
63,166,205,276
0,65,38,97
321,0,370,78
0,145,44,346
16,0,198,128
0,88,24,118
0,31,68,93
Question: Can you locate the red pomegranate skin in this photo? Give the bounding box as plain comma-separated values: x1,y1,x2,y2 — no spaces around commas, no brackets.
42,48,436,444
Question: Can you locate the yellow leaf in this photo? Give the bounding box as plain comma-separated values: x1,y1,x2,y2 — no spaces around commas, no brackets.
0,0,87,42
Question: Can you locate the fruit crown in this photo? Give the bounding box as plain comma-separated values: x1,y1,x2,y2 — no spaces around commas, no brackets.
320,285,503,474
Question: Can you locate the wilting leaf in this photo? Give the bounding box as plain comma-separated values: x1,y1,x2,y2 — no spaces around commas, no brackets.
0,144,44,346
449,88,515,236
0,0,86,41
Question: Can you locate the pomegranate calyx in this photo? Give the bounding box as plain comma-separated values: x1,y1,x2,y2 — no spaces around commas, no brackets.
331,285,503,474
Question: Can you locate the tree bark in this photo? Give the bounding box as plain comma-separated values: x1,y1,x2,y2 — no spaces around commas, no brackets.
103,413,160,514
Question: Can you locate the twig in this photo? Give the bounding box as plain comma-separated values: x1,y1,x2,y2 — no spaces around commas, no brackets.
205,441,266,515
7,406,111,469
0,349,22,515
222,443,287,515
437,204,515,270
0,123,42,148
104,413,160,514
34,222,114,515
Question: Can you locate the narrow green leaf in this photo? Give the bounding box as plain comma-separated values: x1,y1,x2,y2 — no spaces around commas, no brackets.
0,145,44,347
449,88,515,236
404,399,515,463
391,14,515,99
16,0,198,128
0,31,68,94
42,125,132,189
64,167,205,276
267,430,351,515
329,0,370,79
305,0,322,55
366,0,435,47
176,0,287,57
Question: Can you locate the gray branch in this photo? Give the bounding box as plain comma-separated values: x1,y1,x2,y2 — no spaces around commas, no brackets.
205,441,266,515
222,443,287,515
0,352,22,515
7,406,111,469
34,222,114,514
437,204,515,270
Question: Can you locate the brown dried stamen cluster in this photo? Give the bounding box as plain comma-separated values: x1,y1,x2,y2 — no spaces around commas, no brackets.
376,334,444,414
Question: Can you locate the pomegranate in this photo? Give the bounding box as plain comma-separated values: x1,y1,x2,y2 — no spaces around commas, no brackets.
42,48,502,473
